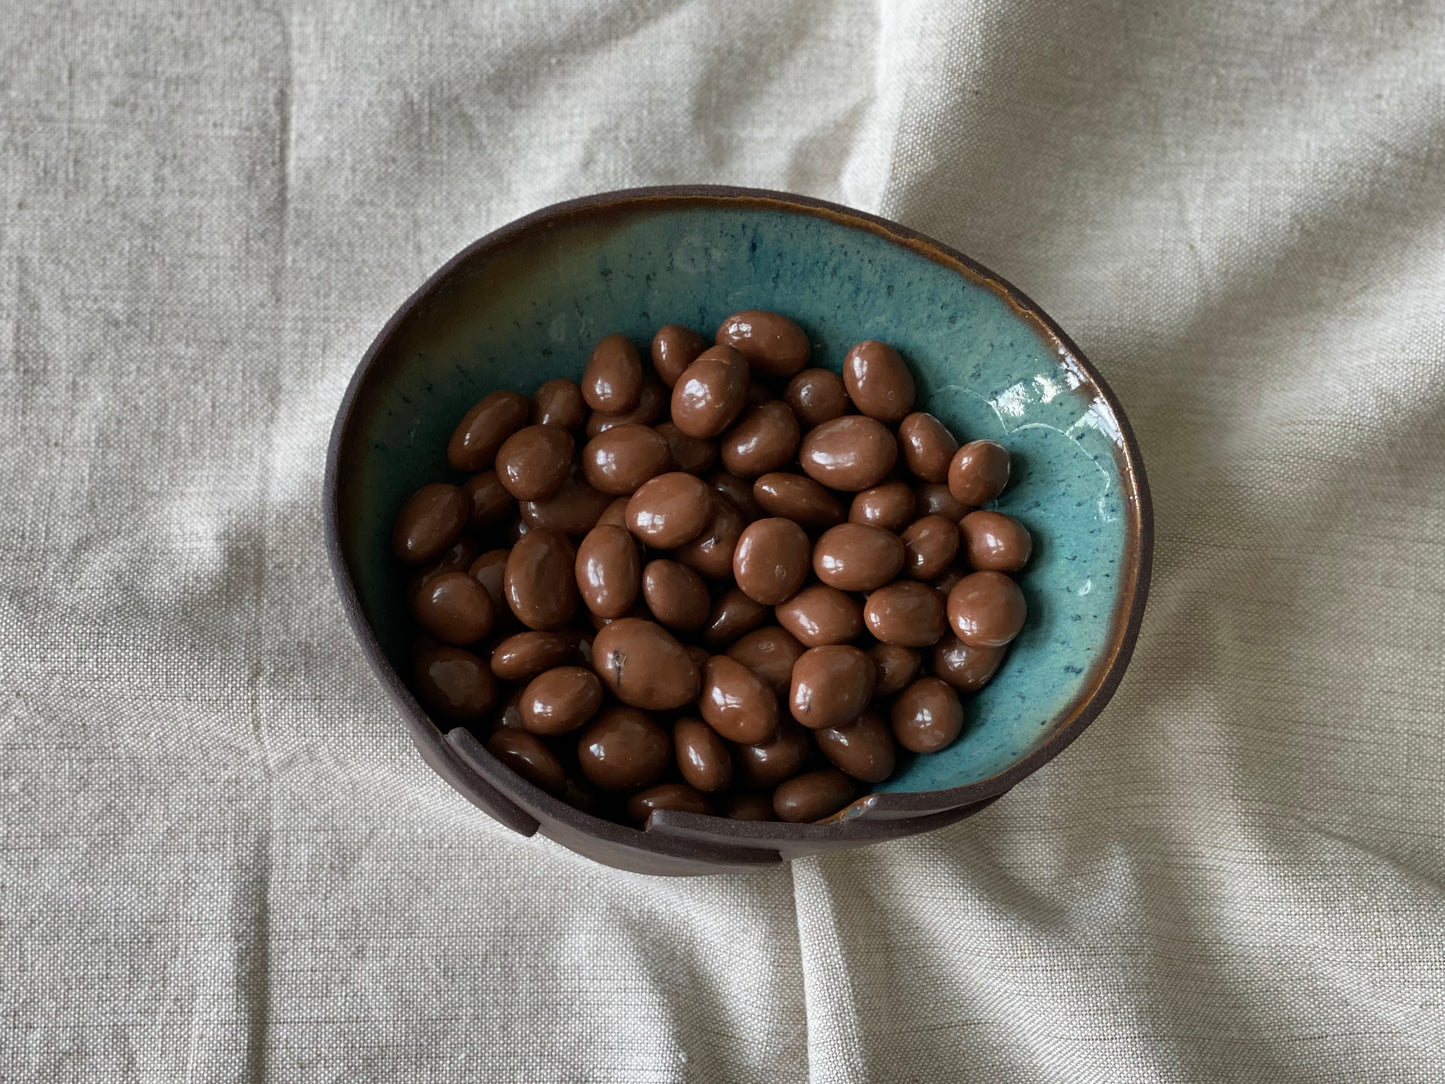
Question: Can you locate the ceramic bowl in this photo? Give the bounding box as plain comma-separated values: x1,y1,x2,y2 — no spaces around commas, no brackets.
324,186,1152,875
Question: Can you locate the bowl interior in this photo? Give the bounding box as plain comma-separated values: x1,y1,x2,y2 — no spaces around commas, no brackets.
334,193,1141,797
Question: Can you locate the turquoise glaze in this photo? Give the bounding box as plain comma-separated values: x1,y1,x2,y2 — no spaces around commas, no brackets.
334,194,1141,798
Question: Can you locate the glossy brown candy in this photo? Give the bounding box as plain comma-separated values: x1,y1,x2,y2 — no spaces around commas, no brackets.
709,471,763,520
625,472,713,548
891,677,965,753
843,341,915,423
789,645,876,730
581,424,672,495
412,571,495,645
931,635,1008,692
719,401,800,478
784,368,849,429
959,510,1033,573
726,627,806,696
916,482,970,521
684,643,711,671
491,686,526,732
948,439,1011,506
494,425,575,502
654,421,716,475
898,412,959,482
701,587,771,648
673,717,734,792
468,548,510,612
651,324,707,386
812,522,905,591
862,581,948,647
799,415,898,491
582,333,644,413
733,518,811,605
699,655,779,745
947,570,1027,647
490,631,574,681
774,769,855,823
641,559,710,631
413,646,497,722
716,310,811,378
672,496,745,579
931,567,965,595
775,584,863,647
901,515,961,580
815,711,896,783
849,481,916,532
503,529,577,630
393,483,469,564
577,706,672,791
590,617,701,710
409,537,480,596
533,378,587,430
753,472,844,530
670,345,749,438
597,497,630,529
447,390,530,472
461,470,515,528
736,722,812,788
487,729,566,796
519,666,604,735
867,642,922,696
575,524,641,619
722,791,775,820
627,783,711,823
586,376,667,435
519,468,613,536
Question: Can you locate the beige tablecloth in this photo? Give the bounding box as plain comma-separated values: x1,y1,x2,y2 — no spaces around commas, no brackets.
3,1,1442,1080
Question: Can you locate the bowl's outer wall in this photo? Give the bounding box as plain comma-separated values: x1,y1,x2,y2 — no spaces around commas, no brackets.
336,198,1135,796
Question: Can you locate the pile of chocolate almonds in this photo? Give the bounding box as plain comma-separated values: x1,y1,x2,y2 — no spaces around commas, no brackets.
392,311,1032,825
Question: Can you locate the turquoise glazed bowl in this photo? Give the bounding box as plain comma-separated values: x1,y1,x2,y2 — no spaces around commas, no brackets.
325,187,1152,875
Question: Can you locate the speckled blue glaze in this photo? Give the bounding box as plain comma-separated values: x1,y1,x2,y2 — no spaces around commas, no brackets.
336,197,1133,795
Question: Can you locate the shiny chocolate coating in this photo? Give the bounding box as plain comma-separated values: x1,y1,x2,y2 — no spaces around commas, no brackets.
487,729,566,796
722,791,775,820
812,522,905,591
716,309,811,379
495,424,575,501
672,496,745,579
725,627,806,696
461,470,515,528
774,769,855,823
701,587,770,649
641,559,710,631
898,412,958,482
413,646,497,722
586,376,667,435
752,472,845,530
651,324,707,386
891,677,964,753
948,439,1011,506
862,581,948,647
670,345,749,438
736,722,812,788
789,645,876,730
582,333,644,413
901,515,961,580
519,468,612,536
627,783,711,823
784,368,849,429
490,630,574,681
674,717,734,793
503,528,577,631
577,706,671,791
409,537,480,596
916,482,970,521
393,483,468,564
719,401,800,478
815,710,896,783
699,655,780,745
581,423,672,495
468,548,510,612
959,510,1032,572
930,635,1008,692
867,642,922,696
684,643,711,671
799,415,898,491
533,378,587,430
709,471,763,520
597,497,630,529
947,570,1027,647
412,571,495,645
733,518,811,605
625,472,713,548
575,524,641,619
591,617,701,710
491,686,526,732
654,421,716,476
447,390,530,472
519,665,604,735
775,584,864,647
843,340,915,423
849,481,916,532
